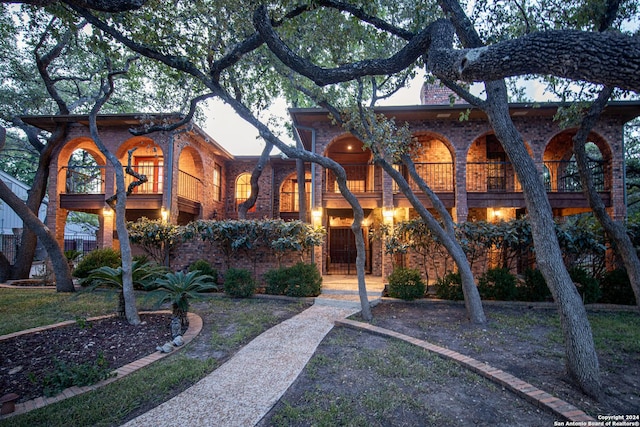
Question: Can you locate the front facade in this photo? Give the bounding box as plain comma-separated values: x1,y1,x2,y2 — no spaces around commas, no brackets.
24,88,640,280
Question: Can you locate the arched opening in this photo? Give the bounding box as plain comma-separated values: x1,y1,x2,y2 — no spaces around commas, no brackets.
395,132,455,193
235,172,255,212
177,146,204,202
279,171,311,219
543,130,611,193
324,135,378,193
116,137,164,194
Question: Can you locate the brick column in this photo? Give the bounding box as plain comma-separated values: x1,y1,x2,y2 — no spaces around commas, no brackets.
455,150,468,223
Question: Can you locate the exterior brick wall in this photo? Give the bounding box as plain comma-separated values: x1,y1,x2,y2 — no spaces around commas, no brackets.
170,238,312,288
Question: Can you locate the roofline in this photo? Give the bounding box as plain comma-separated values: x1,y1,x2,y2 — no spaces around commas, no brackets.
289,100,640,118
20,113,234,160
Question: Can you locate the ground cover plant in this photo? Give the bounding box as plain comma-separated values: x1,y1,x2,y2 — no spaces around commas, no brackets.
0,289,310,427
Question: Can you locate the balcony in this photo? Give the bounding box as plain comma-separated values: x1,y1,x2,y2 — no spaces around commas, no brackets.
392,162,455,208
466,160,609,209
324,164,382,209
59,165,203,214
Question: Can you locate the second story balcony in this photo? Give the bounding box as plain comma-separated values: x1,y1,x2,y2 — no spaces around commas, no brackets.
60,164,203,213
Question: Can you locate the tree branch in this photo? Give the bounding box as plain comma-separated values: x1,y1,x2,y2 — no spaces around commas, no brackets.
252,4,435,87
5,0,148,12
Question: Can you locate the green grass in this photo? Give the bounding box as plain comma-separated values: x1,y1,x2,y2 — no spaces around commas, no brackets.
589,311,640,354
0,292,309,427
269,334,450,426
1,355,216,427
0,288,146,335
208,298,308,351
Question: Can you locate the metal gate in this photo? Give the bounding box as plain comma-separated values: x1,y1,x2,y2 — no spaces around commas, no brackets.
327,228,371,275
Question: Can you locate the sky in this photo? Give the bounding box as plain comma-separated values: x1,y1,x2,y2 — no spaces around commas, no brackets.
202,77,427,157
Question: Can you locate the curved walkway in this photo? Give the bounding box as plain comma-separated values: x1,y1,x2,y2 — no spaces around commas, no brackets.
2,277,597,425
123,276,596,426
122,305,359,427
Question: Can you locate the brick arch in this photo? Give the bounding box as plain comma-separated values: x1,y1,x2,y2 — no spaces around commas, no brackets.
543,129,613,194
57,137,106,168
543,129,612,163
115,136,164,161
465,131,534,162
324,133,371,164
411,130,455,163
56,137,106,194
178,145,204,179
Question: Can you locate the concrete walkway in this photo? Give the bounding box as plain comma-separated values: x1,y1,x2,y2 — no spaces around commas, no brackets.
123,276,383,427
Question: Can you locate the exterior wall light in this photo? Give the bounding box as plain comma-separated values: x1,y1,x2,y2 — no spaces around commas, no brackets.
382,207,394,223
103,206,113,216
161,206,169,223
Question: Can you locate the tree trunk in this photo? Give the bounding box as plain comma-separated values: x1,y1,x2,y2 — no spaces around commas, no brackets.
572,87,640,306
88,110,141,326
238,142,272,219
3,125,64,280
0,178,75,292
379,158,486,324
484,80,601,398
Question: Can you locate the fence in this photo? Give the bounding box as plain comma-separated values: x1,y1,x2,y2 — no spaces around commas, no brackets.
64,234,97,255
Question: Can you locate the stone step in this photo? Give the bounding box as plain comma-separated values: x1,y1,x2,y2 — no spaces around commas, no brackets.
320,289,382,297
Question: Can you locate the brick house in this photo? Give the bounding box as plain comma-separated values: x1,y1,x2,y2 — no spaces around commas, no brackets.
21,85,640,280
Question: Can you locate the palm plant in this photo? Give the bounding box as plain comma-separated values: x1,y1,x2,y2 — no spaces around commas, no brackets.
80,260,167,317
149,270,217,327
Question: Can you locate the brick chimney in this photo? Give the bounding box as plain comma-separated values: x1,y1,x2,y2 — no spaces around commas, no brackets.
420,81,462,105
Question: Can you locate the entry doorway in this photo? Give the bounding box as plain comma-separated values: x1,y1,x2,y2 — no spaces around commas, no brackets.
327,227,371,275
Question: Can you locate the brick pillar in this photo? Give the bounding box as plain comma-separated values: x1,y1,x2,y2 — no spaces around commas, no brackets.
98,210,114,250
455,151,468,223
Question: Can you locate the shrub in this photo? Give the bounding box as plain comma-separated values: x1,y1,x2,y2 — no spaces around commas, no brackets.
388,267,426,301
263,267,291,295
599,268,635,305
285,263,322,297
223,268,256,298
478,268,518,301
80,259,167,317
434,272,464,301
40,352,114,397
569,267,601,304
73,248,121,278
518,268,552,302
188,259,219,290
150,270,217,326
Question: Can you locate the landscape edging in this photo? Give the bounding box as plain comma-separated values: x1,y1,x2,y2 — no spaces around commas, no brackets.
0,311,203,420
335,318,596,423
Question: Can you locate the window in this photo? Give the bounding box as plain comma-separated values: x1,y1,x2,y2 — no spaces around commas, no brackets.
212,163,222,201
235,172,255,212
133,157,163,193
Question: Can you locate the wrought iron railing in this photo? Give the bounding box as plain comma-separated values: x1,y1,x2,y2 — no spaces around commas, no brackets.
177,170,202,201
466,162,521,192
543,160,605,192
466,160,606,193
325,164,381,193
392,162,454,193
62,166,105,194
124,164,164,194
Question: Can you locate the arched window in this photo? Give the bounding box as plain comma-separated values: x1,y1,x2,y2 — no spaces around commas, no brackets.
235,172,254,211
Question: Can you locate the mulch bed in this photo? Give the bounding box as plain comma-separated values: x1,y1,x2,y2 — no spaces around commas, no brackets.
0,313,175,403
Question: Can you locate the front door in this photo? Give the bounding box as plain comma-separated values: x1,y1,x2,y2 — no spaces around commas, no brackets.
328,227,370,275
